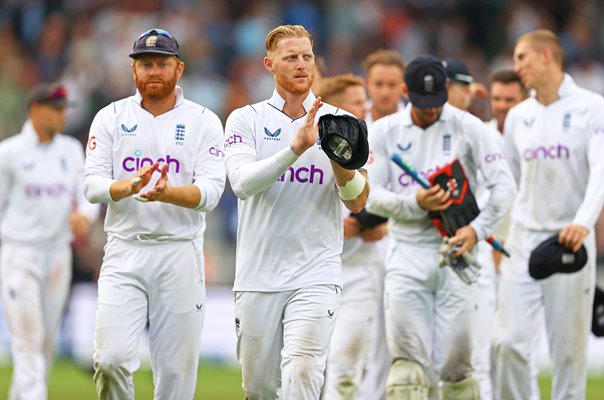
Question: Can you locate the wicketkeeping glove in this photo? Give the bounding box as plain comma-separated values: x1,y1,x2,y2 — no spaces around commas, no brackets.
427,159,480,237
438,238,481,284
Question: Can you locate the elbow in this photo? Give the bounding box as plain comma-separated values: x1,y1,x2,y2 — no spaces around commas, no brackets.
83,179,102,204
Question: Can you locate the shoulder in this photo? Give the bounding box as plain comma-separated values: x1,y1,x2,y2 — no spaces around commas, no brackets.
0,133,22,155
55,133,84,150
227,101,265,123
572,85,604,108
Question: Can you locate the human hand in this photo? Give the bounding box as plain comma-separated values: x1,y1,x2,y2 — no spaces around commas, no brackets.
343,216,362,239
448,225,478,257
69,212,90,237
290,97,323,155
416,185,451,211
136,164,168,202
129,161,160,195
361,223,388,242
558,224,589,253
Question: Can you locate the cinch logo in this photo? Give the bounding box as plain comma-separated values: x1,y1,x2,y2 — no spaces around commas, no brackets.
24,183,67,199
209,147,224,158
398,166,441,187
225,134,243,147
522,144,570,162
278,164,324,185
122,150,181,173
485,153,504,163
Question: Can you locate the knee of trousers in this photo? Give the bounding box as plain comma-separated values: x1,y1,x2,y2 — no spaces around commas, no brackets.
493,336,529,368
93,347,133,379
441,377,480,400
386,359,428,400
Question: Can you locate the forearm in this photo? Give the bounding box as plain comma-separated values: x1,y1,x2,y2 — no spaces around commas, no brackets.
109,178,136,202
366,186,427,221
331,162,368,213
158,184,201,209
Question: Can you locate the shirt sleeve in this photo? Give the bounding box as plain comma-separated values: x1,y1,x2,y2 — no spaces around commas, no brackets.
0,141,12,214
365,123,426,221
469,121,517,240
573,95,604,229
71,139,100,222
224,107,300,200
193,110,226,212
83,106,117,204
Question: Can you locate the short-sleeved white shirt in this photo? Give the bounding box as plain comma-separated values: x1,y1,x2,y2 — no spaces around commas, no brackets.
84,86,226,241
225,91,346,291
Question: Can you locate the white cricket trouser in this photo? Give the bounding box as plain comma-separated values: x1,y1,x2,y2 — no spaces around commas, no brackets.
472,241,496,400
493,226,595,400
324,265,376,400
235,284,340,400
93,237,206,400
358,262,390,400
0,240,72,400
384,241,478,392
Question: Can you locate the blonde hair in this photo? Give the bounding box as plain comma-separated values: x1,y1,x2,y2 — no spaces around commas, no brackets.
362,49,406,74
265,25,313,54
315,74,364,103
517,29,564,68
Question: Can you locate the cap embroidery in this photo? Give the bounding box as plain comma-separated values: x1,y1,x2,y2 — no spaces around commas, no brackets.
146,36,157,47
424,75,434,93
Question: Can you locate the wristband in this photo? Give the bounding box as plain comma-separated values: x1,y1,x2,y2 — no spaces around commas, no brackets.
276,146,299,166
337,170,365,201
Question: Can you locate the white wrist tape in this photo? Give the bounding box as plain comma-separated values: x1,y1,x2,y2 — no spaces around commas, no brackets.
337,170,365,201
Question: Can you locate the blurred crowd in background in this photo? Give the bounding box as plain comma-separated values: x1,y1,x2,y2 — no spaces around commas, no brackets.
2,0,604,287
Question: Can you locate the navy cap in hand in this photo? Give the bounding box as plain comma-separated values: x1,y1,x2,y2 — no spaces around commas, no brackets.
129,28,180,58
404,55,448,109
528,234,588,280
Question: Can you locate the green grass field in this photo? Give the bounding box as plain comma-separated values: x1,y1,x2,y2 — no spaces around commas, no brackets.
1,359,604,399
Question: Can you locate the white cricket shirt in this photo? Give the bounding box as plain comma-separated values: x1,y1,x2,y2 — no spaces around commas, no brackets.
84,86,226,241
225,91,345,291
504,74,604,231
366,103,516,245
0,120,98,247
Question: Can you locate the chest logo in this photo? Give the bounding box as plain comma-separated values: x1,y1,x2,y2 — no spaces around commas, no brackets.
523,118,535,128
442,134,451,153
264,127,281,141
563,113,571,131
397,142,412,152
121,124,138,135
175,124,185,145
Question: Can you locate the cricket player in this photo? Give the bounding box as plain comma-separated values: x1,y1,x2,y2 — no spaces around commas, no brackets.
493,29,604,400
359,49,407,400
316,73,383,399
83,29,226,399
365,55,516,399
224,25,369,399
0,83,98,400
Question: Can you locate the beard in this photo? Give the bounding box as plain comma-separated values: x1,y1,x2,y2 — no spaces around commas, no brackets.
135,71,178,100
275,69,314,96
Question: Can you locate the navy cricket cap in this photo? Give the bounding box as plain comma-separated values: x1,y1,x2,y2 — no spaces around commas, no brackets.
404,55,448,108
444,59,474,85
26,83,70,109
528,234,588,280
129,28,180,58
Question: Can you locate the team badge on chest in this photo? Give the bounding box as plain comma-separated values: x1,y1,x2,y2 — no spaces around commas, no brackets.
175,124,185,145
442,133,451,154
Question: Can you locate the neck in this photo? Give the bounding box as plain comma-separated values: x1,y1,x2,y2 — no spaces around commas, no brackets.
371,104,397,121
31,119,53,143
535,70,565,105
141,91,177,116
277,86,309,119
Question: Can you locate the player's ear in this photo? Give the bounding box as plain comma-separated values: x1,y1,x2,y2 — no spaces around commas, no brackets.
264,56,274,74
176,58,185,79
131,60,137,80
401,82,408,97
